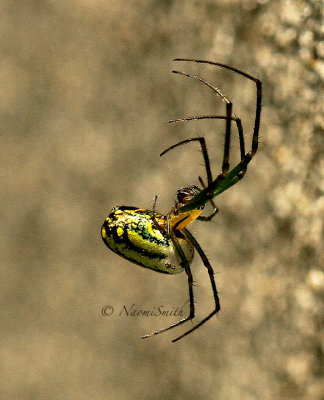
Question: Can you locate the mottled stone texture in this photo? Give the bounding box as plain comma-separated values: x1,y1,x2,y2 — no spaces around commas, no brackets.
1,1,322,399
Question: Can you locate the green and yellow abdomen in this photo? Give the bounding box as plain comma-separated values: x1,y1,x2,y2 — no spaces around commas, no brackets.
101,206,194,274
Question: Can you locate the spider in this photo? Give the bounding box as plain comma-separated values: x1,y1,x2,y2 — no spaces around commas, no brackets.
101,58,262,342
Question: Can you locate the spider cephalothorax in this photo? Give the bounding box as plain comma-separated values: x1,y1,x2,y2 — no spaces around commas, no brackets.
170,185,205,231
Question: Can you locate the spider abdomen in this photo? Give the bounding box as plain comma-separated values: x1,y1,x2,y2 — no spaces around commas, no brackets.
101,206,194,274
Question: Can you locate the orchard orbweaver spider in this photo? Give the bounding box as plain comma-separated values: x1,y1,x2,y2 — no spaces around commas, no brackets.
101,58,262,342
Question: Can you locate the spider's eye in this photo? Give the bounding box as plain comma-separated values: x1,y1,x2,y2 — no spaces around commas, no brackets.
176,185,202,205
175,185,205,212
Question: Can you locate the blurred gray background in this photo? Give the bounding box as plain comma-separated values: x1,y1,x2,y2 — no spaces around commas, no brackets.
1,1,323,399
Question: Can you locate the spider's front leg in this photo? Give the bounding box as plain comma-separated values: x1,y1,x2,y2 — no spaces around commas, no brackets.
172,58,262,190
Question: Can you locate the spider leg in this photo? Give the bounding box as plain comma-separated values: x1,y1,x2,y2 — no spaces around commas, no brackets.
169,60,262,214
173,58,262,160
161,136,213,185
168,115,245,161
197,176,218,222
169,70,233,177
162,115,245,200
142,202,195,339
172,227,221,343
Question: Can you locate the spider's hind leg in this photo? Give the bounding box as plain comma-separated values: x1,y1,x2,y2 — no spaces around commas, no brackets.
141,200,196,340
172,227,221,343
